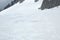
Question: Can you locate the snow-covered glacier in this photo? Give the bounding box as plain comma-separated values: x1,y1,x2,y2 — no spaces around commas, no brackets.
0,0,60,40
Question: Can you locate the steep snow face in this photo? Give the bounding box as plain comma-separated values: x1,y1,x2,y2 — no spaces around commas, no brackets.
0,0,60,40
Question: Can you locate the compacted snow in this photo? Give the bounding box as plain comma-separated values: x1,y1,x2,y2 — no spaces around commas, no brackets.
0,0,60,40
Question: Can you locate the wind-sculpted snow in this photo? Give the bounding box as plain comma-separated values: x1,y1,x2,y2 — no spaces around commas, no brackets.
0,0,60,40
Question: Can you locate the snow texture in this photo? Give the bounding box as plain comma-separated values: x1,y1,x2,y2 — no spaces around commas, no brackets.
0,0,60,40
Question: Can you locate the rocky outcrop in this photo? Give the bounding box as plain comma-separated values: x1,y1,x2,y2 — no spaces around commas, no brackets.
35,0,39,2
1,0,60,11
4,0,25,10
39,0,60,10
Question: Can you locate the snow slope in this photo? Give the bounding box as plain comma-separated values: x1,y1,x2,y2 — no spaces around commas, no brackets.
0,0,60,40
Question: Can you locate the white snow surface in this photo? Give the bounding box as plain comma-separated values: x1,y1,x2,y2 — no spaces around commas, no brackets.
0,0,60,40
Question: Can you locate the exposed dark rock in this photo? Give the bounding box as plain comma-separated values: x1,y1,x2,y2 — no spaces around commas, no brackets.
39,0,60,10
1,0,60,11
4,4,11,9
35,0,39,2
19,0,25,3
4,1,15,9
4,0,25,10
